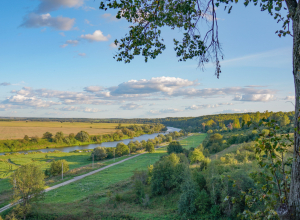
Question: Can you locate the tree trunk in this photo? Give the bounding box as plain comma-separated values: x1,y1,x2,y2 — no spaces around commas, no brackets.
285,6,300,220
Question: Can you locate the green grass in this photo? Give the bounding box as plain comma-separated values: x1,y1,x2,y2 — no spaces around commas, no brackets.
179,133,207,149
0,151,92,179
41,147,167,204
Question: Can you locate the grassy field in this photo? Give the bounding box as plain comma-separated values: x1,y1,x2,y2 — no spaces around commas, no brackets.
0,121,137,139
179,133,207,149
1,135,208,219
0,151,92,179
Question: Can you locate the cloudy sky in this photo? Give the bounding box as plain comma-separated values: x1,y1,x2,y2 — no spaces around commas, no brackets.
0,0,294,118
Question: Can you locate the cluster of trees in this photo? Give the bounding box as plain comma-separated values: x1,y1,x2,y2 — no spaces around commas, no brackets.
91,131,186,161
128,140,265,219
147,111,293,133
0,123,166,153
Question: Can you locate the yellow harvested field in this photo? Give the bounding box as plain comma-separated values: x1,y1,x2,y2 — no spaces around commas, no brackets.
0,121,132,139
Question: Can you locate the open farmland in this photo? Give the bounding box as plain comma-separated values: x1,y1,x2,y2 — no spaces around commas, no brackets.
0,121,134,140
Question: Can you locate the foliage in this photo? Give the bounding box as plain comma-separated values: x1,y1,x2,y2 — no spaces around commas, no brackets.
49,159,69,176
236,119,293,219
75,131,90,142
151,153,188,195
146,142,155,153
167,141,183,154
91,147,107,161
10,163,45,219
116,142,129,156
189,148,205,164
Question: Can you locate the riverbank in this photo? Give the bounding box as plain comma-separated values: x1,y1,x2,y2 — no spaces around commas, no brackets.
0,127,180,155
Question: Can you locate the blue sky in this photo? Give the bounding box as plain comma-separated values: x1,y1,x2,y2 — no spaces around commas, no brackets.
0,0,294,118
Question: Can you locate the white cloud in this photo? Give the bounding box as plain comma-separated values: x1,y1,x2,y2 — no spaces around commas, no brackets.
66,40,79,45
148,108,182,115
78,53,86,57
217,109,252,114
109,77,197,96
233,94,275,102
59,32,65,37
84,19,93,26
0,82,11,86
60,106,80,111
284,96,295,101
185,103,233,110
60,44,68,48
83,108,103,113
83,6,96,11
109,42,119,48
3,94,61,108
36,0,85,13
80,30,110,42
101,13,119,22
84,86,103,93
21,13,75,31
120,103,142,110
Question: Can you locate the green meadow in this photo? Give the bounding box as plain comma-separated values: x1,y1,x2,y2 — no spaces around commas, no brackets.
179,133,207,149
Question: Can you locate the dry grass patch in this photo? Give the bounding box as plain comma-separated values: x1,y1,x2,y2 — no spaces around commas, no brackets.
0,121,139,139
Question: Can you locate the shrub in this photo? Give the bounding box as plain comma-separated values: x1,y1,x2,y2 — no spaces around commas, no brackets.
178,176,198,217
42,132,53,140
167,141,183,154
31,136,39,143
75,131,90,142
151,153,188,195
115,142,129,156
146,142,155,153
189,149,205,164
49,159,69,176
92,147,107,160
54,132,64,142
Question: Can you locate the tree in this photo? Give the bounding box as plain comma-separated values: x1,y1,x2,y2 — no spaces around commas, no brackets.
10,164,45,219
23,135,29,141
99,0,300,217
146,142,155,153
242,114,250,124
49,160,69,176
189,149,205,164
115,142,129,156
75,131,90,142
233,118,241,129
280,114,291,126
54,131,64,142
167,141,183,154
42,132,53,140
92,147,107,160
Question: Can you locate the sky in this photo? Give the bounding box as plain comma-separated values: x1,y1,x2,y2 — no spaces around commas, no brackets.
0,0,295,118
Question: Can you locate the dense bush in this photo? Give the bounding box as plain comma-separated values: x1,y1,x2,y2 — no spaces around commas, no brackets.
49,159,69,176
92,147,107,160
167,141,183,154
75,131,90,142
151,153,188,195
146,142,155,153
116,142,129,156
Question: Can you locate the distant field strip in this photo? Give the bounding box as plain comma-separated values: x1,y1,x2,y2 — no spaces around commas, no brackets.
0,122,135,139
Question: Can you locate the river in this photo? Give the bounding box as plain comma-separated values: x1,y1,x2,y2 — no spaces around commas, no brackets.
0,127,181,155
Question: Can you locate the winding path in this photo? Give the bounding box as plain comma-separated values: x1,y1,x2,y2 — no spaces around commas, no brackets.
0,153,144,214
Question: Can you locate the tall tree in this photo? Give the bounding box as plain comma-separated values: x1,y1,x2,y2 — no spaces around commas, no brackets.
10,164,45,219
99,0,300,218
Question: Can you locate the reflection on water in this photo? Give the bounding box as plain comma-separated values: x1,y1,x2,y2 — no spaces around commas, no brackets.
0,127,181,155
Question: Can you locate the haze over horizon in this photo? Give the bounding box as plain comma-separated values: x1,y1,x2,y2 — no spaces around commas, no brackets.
0,0,294,118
